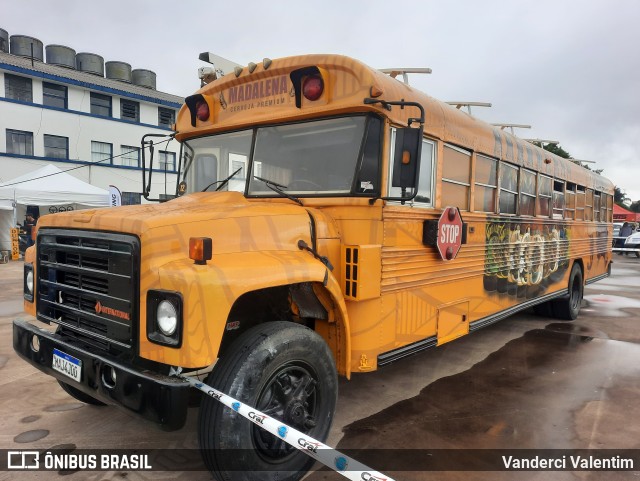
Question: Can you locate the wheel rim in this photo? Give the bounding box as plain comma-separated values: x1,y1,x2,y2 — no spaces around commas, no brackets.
252,361,319,463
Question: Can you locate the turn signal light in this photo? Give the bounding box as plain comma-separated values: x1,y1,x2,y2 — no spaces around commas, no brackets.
302,75,324,101
189,237,212,265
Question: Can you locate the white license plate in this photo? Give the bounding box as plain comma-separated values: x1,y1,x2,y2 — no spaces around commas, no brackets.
52,348,82,383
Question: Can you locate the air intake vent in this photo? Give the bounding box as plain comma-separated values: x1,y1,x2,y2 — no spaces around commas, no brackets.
341,245,381,301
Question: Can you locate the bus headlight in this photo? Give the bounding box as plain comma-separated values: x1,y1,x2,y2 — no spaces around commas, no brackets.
147,291,183,347
24,264,34,302
157,300,178,336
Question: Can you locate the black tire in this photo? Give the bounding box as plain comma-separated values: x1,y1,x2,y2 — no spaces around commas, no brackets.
551,263,583,320
198,321,338,481
57,380,106,406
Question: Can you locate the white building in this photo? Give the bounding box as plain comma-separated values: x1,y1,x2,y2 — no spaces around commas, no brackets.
0,30,183,214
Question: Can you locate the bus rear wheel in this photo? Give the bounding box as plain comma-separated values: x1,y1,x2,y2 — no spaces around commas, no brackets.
198,321,338,481
551,263,583,320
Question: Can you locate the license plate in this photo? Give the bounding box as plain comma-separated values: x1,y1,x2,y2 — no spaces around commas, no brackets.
52,348,82,383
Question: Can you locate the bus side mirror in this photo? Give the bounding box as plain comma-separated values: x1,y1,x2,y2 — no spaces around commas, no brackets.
392,127,423,191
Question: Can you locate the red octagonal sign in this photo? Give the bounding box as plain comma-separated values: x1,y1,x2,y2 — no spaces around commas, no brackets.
437,206,463,261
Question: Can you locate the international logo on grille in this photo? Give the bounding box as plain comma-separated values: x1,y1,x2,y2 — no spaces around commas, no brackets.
95,301,130,320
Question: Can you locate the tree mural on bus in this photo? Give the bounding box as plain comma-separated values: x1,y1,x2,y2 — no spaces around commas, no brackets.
484,220,570,298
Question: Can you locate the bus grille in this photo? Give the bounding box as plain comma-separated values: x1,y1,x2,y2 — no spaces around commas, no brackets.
36,229,139,356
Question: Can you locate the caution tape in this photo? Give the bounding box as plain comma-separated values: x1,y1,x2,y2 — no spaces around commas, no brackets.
172,368,395,481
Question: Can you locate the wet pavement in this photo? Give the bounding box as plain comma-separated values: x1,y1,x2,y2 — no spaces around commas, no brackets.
1,256,640,480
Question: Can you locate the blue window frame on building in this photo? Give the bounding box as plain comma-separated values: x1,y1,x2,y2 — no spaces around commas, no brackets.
6,129,34,155
43,82,68,109
4,74,32,102
44,134,69,159
90,92,112,117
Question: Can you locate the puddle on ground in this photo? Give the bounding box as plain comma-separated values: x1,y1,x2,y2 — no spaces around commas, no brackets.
583,294,640,317
20,415,41,423
315,327,640,474
14,429,50,443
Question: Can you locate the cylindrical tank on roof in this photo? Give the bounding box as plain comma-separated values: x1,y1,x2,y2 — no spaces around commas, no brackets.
0,28,9,53
76,52,104,76
105,61,132,83
132,69,156,89
10,35,44,61
46,44,76,69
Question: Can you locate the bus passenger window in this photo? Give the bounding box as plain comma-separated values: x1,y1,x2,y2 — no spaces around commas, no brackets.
553,181,565,218
537,174,552,217
585,189,594,221
499,162,518,214
575,186,586,220
414,140,435,204
565,183,576,220
474,154,497,212
519,169,536,216
594,192,601,221
442,145,471,210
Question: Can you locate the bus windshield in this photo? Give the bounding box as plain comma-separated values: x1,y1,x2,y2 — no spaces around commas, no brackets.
181,116,377,196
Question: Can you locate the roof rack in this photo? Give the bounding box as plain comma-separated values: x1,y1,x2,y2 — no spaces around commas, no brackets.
379,68,432,85
445,101,492,115
492,123,532,135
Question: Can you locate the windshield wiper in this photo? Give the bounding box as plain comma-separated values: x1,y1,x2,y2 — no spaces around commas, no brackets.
201,167,242,192
254,175,303,206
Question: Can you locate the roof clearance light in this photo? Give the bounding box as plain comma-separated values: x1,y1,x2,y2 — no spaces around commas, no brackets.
302,75,324,101
196,100,210,122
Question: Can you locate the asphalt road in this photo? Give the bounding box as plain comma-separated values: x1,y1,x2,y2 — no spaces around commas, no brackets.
1,256,639,481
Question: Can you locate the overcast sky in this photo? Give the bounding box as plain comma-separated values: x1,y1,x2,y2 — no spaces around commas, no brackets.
4,0,640,201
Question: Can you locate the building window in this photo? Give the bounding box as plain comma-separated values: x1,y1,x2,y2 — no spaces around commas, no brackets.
90,92,112,117
122,192,142,205
158,107,175,128
91,141,113,164
158,151,176,171
44,134,69,159
5,74,32,102
121,99,140,122
6,129,33,155
43,82,68,109
118,145,140,167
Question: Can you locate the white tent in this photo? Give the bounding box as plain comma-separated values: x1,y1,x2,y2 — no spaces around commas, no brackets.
0,165,110,251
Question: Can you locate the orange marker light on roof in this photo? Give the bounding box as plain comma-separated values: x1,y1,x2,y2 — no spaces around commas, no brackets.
189,237,212,265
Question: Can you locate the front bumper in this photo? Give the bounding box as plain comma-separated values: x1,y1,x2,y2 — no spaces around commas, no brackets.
13,319,190,431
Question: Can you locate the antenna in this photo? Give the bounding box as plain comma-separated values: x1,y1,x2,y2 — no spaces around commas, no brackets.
492,123,532,135
446,101,492,115
379,68,432,85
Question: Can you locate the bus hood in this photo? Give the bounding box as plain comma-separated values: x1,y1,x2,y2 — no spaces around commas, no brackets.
35,192,320,257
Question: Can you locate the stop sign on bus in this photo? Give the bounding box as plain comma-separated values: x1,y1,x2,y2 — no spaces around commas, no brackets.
437,207,463,261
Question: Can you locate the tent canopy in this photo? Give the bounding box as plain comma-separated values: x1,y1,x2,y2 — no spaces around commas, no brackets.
0,164,110,207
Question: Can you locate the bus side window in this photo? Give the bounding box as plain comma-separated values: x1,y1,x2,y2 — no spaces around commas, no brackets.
519,168,536,216
414,139,435,205
565,183,576,220
553,181,565,218
499,162,518,215
537,174,552,217
594,191,601,221
585,189,594,221
354,116,382,194
575,186,586,220
474,154,497,213
442,144,471,210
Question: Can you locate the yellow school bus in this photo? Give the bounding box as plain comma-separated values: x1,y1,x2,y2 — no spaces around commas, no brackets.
14,54,613,480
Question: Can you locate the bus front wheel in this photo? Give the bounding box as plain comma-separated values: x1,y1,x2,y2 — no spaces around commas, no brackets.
551,263,583,320
198,321,338,481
